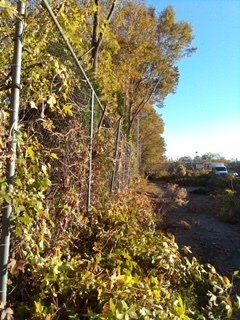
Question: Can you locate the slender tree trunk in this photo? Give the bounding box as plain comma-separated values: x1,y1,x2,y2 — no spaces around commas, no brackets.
129,79,161,130
91,0,118,73
92,0,99,72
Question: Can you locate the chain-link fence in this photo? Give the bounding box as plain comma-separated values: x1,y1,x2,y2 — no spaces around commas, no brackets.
20,0,133,210
0,0,136,303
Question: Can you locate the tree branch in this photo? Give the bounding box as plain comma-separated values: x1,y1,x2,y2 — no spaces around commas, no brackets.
130,79,161,127
92,0,118,72
97,0,117,46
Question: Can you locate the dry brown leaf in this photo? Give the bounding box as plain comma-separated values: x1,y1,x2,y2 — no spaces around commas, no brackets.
8,259,25,276
0,302,5,310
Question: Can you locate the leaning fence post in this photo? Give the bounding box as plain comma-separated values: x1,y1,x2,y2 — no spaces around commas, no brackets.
117,132,124,191
110,117,122,195
122,138,129,189
0,0,25,304
126,144,132,187
87,90,95,213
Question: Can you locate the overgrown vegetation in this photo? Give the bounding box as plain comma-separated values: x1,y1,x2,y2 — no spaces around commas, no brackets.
6,187,240,319
151,162,238,191
218,188,240,224
1,0,239,319
150,160,240,224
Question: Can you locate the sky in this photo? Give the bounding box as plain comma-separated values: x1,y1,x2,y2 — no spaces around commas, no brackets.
147,0,240,160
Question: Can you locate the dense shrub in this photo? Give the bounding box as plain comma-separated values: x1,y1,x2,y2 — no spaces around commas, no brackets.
159,170,238,192
218,189,240,223
175,164,187,178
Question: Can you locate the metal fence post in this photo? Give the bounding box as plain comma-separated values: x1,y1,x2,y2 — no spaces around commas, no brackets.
110,118,122,194
117,132,124,191
126,144,132,187
87,90,95,213
122,139,129,189
0,0,25,303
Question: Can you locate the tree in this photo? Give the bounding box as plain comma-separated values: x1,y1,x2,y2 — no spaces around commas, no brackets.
201,153,227,163
138,104,165,174
111,3,195,134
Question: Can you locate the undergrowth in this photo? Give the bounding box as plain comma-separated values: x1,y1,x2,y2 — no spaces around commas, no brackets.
218,189,240,224
5,186,239,320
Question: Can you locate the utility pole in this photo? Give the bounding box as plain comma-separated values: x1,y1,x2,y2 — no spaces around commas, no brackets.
0,0,25,303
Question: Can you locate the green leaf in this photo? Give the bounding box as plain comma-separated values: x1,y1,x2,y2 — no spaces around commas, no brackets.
0,0,12,8
26,146,35,161
34,301,44,314
116,310,124,320
0,0,17,17
47,95,57,108
109,298,115,312
62,104,74,116
127,305,138,319
19,215,34,225
4,194,11,204
15,205,25,214
50,153,59,160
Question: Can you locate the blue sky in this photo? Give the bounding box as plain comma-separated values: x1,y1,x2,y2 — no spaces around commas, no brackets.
147,0,240,160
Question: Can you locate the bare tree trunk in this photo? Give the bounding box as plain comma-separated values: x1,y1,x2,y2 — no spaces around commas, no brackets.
91,0,117,73
129,79,161,130
91,0,99,72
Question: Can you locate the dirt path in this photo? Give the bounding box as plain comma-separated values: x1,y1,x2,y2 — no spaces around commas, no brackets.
156,183,240,292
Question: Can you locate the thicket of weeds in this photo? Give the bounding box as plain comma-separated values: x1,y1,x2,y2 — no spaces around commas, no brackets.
218,189,240,224
155,169,240,224
3,183,238,320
